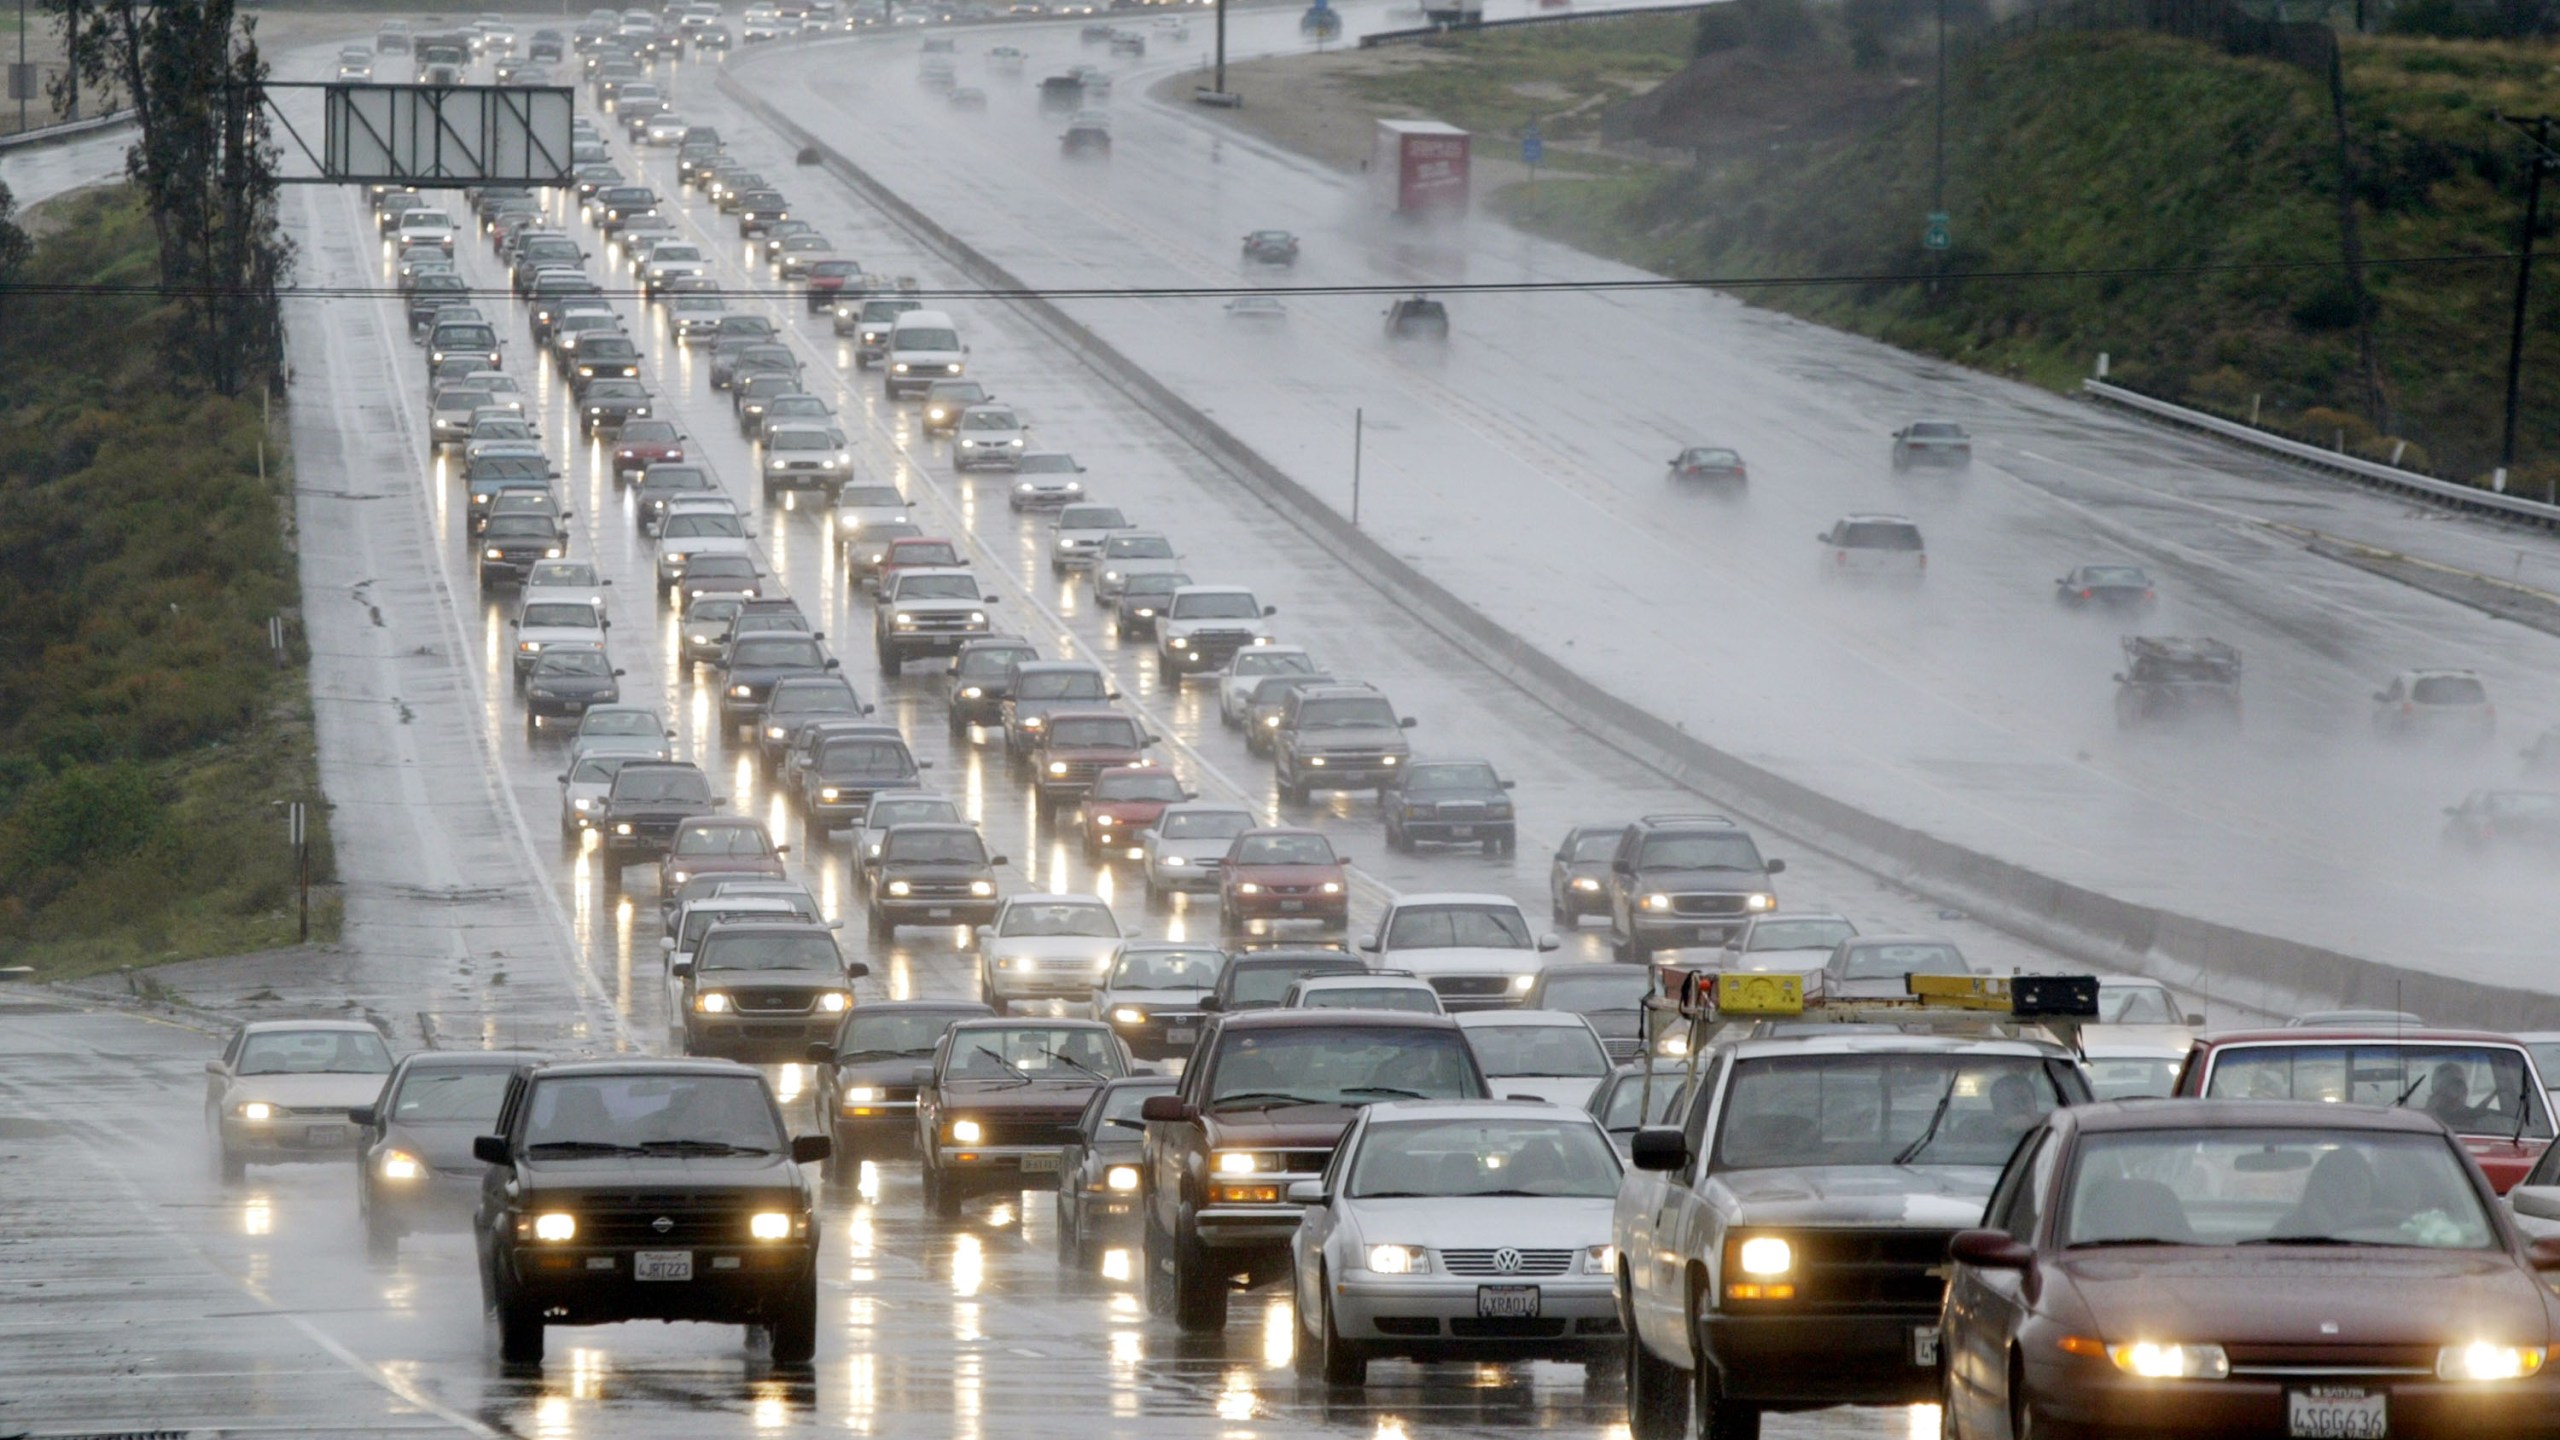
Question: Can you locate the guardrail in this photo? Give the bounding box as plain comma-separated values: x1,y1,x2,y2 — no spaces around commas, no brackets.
0,109,135,154
1358,0,1716,45
2083,377,2560,528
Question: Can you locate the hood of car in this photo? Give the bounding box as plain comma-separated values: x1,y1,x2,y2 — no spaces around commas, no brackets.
1481,1075,1605,1108
2054,1247,2548,1347
1343,1194,1612,1250
1197,1110,1359,1148
515,1152,802,1192
1707,1163,2004,1228
1384,947,1543,977
228,1072,391,1107
1296,724,1406,751
989,936,1120,962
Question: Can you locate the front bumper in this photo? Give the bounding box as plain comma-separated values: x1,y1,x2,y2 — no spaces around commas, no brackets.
1395,816,1516,845
986,969,1104,1003
876,898,999,928
1193,1202,1306,1251
2022,1362,2560,1440
1627,913,1749,948
1290,760,1402,792
218,1115,362,1162
682,1013,842,1061
1702,1311,1944,1406
935,1145,1066,1195
496,1243,816,1325
1335,1275,1619,1354
1226,892,1350,925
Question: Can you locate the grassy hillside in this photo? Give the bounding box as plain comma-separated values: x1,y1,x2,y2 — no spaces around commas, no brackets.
1452,26,2560,485
0,186,334,978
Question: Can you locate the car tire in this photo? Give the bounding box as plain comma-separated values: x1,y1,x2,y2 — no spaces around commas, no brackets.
867,906,892,942
765,1273,820,1366
1316,1269,1367,1386
1624,1317,1689,1440
824,1132,863,1188
1281,779,1306,807
1690,1310,1761,1440
1170,1209,1227,1334
1142,1208,1177,1318
496,1283,546,1365
877,646,899,678
1483,836,1503,857
1055,1192,1086,1268
365,1208,401,1263
1144,880,1167,914
217,1140,247,1185
923,1159,961,1219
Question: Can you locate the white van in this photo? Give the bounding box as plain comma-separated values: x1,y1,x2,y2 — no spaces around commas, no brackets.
882,309,965,399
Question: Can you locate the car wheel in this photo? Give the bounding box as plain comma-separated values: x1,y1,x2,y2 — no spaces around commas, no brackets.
867,906,891,942
365,1207,401,1263
217,1141,247,1185
1170,1209,1228,1334
1282,780,1307,806
923,1159,961,1219
495,1281,546,1365
1316,1268,1367,1386
1625,1317,1688,1440
877,646,899,677
1144,880,1167,914
1055,1192,1086,1268
765,1272,819,1366
1690,1308,1761,1440
824,1131,864,1188
1142,1208,1177,1318
1482,837,1502,857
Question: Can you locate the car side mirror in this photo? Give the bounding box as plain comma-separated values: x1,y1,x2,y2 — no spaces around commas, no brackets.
1106,690,1122,701
472,1135,511,1166
1500,779,1516,789
1197,995,1221,1012
812,632,826,641
659,936,676,951
1142,734,1159,746
910,1065,937,1088
824,659,840,669
712,796,730,806
845,961,871,979
601,577,613,585
805,1042,835,1065
1950,1228,2036,1271
2111,673,2127,684
1398,717,1417,729
348,1105,379,1127
1357,937,1380,953
983,595,1001,604
1140,1094,1194,1123
2510,1186,2560,1223
1262,605,1278,617
2184,1012,2206,1026
2374,691,2391,702
205,1060,227,1077
790,1134,832,1165
556,773,569,784
1286,1180,1328,1206
988,854,1008,866
1537,935,1560,952
1629,1126,1688,1172
508,619,520,627
1765,859,1786,875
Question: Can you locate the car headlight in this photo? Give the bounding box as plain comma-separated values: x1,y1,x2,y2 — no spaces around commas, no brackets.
961,686,983,699
1111,1006,1146,1024
2439,1345,2547,1382
892,362,910,373
893,612,915,626
1366,1244,1429,1275
532,1212,577,1242
950,1119,983,1144
379,1149,425,1181
1160,856,1186,868
1571,877,1603,892
1643,893,1673,912
1236,882,1263,895
1048,762,1068,776
886,880,912,896
2107,1343,2230,1381
749,1211,794,1240
1094,814,1116,828
968,880,995,897
820,787,846,802
1380,755,1398,766
695,991,731,1013
1737,1236,1793,1276
1021,716,1043,729
1007,438,1022,447
1580,1244,1616,1275
236,1101,275,1121
1320,881,1343,894
844,1085,884,1104
1510,973,1537,993
1263,715,1280,727
1106,1164,1140,1192
730,685,753,698
945,363,961,374
544,547,563,559
766,726,788,740
1103,570,1121,582
572,798,593,811
1169,637,1188,649
485,548,504,560
614,822,633,835
817,992,850,1013
1214,1151,1272,1175
967,611,986,625
1746,893,1776,911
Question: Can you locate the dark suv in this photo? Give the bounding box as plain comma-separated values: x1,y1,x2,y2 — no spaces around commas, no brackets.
1382,758,1516,855
914,1017,1131,1217
866,822,1006,938
1026,709,1155,812
1270,683,1416,806
1136,1010,1490,1331
946,634,1039,734
592,761,720,888
1603,813,1784,964
808,1000,993,1174
471,1059,829,1365
675,921,867,1062
1201,949,1367,1015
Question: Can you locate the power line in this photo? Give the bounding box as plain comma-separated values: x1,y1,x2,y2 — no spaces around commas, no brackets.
0,250,2521,304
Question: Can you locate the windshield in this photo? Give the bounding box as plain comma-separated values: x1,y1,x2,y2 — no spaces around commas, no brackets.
1637,832,1763,870
1384,905,1531,951
1467,1022,1609,1078
896,575,979,601
891,543,963,566
1172,592,1261,619
686,557,756,578
771,683,857,714
1746,919,1858,953
1162,809,1252,840
237,1029,394,1076
643,467,713,491
868,798,959,829
534,650,612,677
1840,523,1924,551
1567,830,1621,861
581,711,660,737
610,768,710,804
733,638,823,667
960,410,1018,431
1206,1026,1482,1108
1838,942,1967,980
483,517,557,538
1234,651,1314,677
1602,1073,1691,1129
895,327,959,351
945,1026,1124,1078
523,1073,782,1152
681,906,788,948
958,646,1034,677
2080,566,2147,585
1301,985,1440,1014
1909,422,1966,438
1106,535,1174,558
698,932,839,972
1094,772,1184,803
2087,1056,2180,1101
833,1009,977,1060
528,563,597,586
1000,901,1119,939
1018,453,1078,474
1110,947,1225,989
1047,717,1140,749
1407,764,1500,795
841,486,905,508
2097,984,2181,1023
1716,1054,2063,1169
1348,1117,1620,1199
2204,1044,2552,1139
884,829,986,864
2061,1129,2494,1250
2413,675,2488,705
520,604,599,629
1298,697,1398,730
569,757,626,785
771,431,836,451
818,741,913,775
434,325,496,348
1229,961,1364,1009
674,826,774,858
1538,970,1652,1012
1233,833,1335,866
1059,507,1127,529
389,1066,512,1122
1017,670,1107,701
1684,448,1742,467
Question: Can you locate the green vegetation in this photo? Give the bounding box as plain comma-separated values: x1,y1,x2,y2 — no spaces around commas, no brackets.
0,186,332,979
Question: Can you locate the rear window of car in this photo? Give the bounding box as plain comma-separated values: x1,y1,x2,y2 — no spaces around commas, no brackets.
2413,676,2488,705
1839,523,1924,551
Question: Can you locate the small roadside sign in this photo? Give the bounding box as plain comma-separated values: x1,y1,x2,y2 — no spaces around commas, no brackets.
1923,210,1951,252
1522,124,1543,168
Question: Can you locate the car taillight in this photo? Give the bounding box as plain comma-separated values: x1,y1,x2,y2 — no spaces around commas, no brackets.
2143,589,2155,601
2080,589,2092,599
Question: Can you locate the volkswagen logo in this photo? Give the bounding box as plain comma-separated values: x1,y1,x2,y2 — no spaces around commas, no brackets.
1492,1247,1524,1274
652,1216,675,1234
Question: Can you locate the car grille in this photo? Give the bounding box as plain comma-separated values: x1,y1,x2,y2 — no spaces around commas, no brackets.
1669,893,1751,917
274,1104,355,1118
1791,1228,1957,1311
968,1115,1082,1148
1262,882,1320,897
1185,628,1255,649
1313,750,1396,768
2224,1344,2437,1375
1043,759,1106,787
900,612,980,633
1428,976,1513,999
1431,803,1490,820
726,988,817,1014
565,1193,754,1246
896,878,979,900
1440,1248,1575,1277
618,816,684,843
778,459,824,470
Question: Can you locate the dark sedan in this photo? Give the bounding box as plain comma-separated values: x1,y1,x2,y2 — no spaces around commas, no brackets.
2056,563,2158,611
522,648,623,729
351,1049,546,1260
809,1001,994,1178
1054,1075,1178,1266
1547,823,1622,926
1941,1099,2560,1440
2443,789,2560,853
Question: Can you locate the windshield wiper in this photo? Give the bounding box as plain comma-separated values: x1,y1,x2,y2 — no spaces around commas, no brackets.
2066,1237,2187,1250
637,1139,773,1155
2239,1235,2399,1247
1037,1047,1107,1080
525,1140,648,1155
1893,1076,1961,1165
1211,1090,1328,1111
972,1046,1033,1086
1341,1085,1429,1099
840,1047,932,1061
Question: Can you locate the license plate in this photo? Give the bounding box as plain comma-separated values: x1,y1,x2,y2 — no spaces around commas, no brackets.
635,1250,694,1282
1477,1285,1540,1318
304,1124,345,1146
1020,1153,1061,1173
927,907,953,919
1165,1027,1197,1044
1449,826,1476,839
2290,1388,2387,1439
1910,1326,1941,1366
1278,900,1305,912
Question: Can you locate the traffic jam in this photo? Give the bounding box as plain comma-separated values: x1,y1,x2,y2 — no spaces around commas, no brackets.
192,5,2560,1439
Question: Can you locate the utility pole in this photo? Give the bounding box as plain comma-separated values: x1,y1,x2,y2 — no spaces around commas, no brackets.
1213,0,1226,95
1922,0,1951,286
17,0,28,134
2498,115,2555,482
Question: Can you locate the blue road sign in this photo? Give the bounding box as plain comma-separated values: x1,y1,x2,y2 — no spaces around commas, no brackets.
1522,127,1543,167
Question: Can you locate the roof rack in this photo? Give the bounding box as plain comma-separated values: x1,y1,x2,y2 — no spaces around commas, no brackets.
1636,813,1735,827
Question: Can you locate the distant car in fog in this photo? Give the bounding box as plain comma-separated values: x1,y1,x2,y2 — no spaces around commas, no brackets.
2056,563,2156,610
2373,668,2495,745
1668,445,1746,485
1242,229,1299,266
1061,114,1111,157
1384,294,1448,341
1816,514,1926,582
948,85,987,111
2116,635,2241,731
2442,790,2560,852
1890,419,1971,470
1225,295,1287,323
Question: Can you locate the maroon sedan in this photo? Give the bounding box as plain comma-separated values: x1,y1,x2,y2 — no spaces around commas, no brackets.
1075,765,1191,861
1942,1099,2560,1440
1216,827,1349,935
611,419,686,482
657,816,788,901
